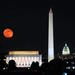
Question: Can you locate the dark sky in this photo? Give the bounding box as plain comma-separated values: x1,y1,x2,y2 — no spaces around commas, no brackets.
0,0,75,58
53,0,75,54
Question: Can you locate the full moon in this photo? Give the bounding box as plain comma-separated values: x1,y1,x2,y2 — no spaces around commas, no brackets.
3,28,13,38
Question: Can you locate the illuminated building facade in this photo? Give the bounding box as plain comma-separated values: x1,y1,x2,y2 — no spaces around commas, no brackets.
6,51,42,67
62,43,70,55
55,43,71,60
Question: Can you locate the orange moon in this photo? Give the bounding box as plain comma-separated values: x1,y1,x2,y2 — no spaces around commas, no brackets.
3,28,13,38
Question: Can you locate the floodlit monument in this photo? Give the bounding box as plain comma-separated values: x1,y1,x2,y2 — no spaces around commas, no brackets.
48,8,54,62
56,43,72,60
6,50,42,67
62,43,70,55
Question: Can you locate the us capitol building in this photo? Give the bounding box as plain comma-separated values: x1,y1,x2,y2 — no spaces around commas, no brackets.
56,43,75,60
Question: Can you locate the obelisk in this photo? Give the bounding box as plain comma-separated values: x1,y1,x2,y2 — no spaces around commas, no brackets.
48,8,54,62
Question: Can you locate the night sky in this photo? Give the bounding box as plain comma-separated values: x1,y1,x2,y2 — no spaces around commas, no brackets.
0,0,75,59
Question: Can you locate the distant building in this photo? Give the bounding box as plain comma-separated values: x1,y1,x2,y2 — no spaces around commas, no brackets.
62,43,70,55
6,50,42,67
55,43,74,60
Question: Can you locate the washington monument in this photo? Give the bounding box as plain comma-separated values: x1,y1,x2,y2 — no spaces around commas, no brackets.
48,8,54,62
